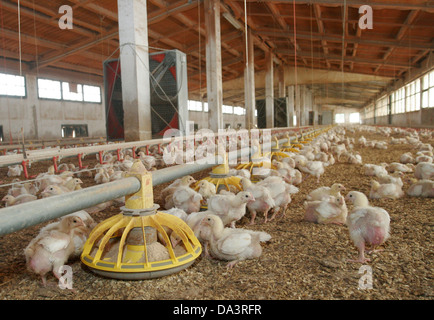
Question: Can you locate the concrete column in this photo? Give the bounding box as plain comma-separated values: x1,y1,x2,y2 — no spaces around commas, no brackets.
244,28,256,129
205,0,223,132
295,85,301,127
265,51,274,128
278,67,286,98
300,86,307,126
287,86,295,127
117,0,152,141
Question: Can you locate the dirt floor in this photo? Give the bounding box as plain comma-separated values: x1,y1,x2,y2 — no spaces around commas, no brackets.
0,126,432,301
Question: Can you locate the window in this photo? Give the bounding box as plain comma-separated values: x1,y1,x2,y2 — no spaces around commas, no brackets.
365,104,374,119
61,124,88,138
349,113,360,123
83,85,101,103
421,70,434,108
62,82,83,101
293,115,297,126
38,78,61,100
188,100,202,111
233,106,245,115
335,113,345,123
405,78,420,112
0,72,26,97
376,95,388,117
37,78,101,103
392,87,405,114
223,105,233,114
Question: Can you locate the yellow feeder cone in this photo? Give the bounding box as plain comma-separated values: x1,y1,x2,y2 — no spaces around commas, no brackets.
281,134,300,153
81,160,202,280
263,136,290,161
196,153,242,195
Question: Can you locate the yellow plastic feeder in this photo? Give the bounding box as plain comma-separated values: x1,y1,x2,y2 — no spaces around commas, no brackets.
81,160,202,280
196,153,242,195
280,134,300,153
263,137,291,161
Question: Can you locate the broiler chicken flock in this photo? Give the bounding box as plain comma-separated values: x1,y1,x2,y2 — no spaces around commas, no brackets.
0,124,432,288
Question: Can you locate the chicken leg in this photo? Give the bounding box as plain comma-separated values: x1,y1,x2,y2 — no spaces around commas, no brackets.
347,242,370,263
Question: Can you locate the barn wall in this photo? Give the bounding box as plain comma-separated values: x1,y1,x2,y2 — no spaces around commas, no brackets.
0,74,106,141
188,111,246,130
363,109,433,128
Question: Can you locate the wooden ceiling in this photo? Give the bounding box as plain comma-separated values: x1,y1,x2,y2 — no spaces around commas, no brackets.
0,0,433,110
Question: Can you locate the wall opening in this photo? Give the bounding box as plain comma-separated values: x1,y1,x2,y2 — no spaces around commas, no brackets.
61,124,88,138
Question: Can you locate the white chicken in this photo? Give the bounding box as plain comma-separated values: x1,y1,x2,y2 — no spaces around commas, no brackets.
369,180,404,199
345,191,391,263
94,168,110,184
400,152,415,164
2,194,37,207
169,186,203,214
386,162,414,173
38,211,96,258
306,183,346,201
7,164,23,177
207,191,255,228
24,216,86,286
240,178,275,224
414,162,434,180
161,175,196,201
296,159,326,183
415,155,433,164
137,152,157,170
377,172,404,188
196,180,217,201
7,181,37,197
363,164,388,177
406,178,434,198
199,214,271,269
303,195,348,225
256,176,297,221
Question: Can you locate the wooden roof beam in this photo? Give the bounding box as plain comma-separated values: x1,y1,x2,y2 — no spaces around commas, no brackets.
240,0,434,12
375,10,420,74
257,28,433,50
313,4,330,69
31,29,118,69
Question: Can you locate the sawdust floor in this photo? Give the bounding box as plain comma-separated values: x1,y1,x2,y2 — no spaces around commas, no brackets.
0,129,432,300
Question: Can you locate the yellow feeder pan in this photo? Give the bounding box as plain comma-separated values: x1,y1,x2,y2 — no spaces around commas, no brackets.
81,160,202,280
196,153,242,198
280,134,300,153
291,134,304,149
263,137,291,161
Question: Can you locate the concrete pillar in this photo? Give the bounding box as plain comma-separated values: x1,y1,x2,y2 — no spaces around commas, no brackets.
295,85,301,127
117,0,152,141
287,86,295,127
205,0,223,132
278,67,286,98
265,51,274,128
244,28,256,129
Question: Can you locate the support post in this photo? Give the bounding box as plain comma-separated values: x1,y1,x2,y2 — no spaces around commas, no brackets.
117,0,152,141
205,0,223,132
265,51,274,129
244,28,256,129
